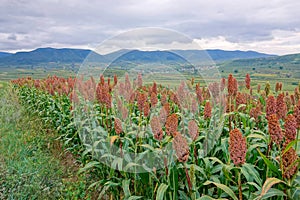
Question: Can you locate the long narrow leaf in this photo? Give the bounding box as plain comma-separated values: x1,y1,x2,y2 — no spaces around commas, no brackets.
257,148,280,176
203,181,238,200
156,183,168,200
257,178,283,199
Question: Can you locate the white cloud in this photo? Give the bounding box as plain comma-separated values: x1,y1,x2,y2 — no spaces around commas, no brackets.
0,0,300,54
195,29,300,55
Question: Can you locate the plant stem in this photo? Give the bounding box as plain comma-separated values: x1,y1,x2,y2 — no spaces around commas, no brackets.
184,165,192,192
238,170,243,200
295,129,299,153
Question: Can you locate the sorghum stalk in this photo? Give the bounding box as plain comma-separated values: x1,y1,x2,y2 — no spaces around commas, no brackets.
238,170,243,200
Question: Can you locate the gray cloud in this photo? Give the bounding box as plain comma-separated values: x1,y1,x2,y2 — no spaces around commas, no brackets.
0,0,300,54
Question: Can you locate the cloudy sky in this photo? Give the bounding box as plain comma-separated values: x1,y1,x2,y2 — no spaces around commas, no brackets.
1,0,300,55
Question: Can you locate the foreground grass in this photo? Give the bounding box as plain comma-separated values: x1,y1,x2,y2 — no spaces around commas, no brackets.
0,85,93,199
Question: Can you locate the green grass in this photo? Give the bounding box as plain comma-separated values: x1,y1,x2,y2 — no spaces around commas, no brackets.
0,86,63,199
0,85,93,199
0,67,76,81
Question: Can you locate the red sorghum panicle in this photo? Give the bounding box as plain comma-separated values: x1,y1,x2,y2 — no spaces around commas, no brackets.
229,129,247,166
125,73,131,91
70,91,79,104
284,95,292,111
268,114,283,145
257,84,261,93
117,97,123,111
150,116,163,140
188,120,199,141
204,101,212,119
275,82,280,92
143,102,150,117
114,118,123,134
208,82,220,98
172,132,189,162
228,74,238,96
291,95,295,105
228,74,234,96
150,92,158,107
233,78,238,96
165,113,178,136
250,107,257,120
161,93,167,105
170,92,179,106
282,148,299,179
276,93,287,120
113,74,118,86
220,78,226,91
196,83,203,103
177,81,187,104
137,92,147,112
100,74,105,85
293,100,300,128
266,95,277,119
137,73,143,88
250,102,262,121
191,99,198,114
245,73,251,89
152,82,157,94
236,92,247,111
159,103,170,124
284,114,297,142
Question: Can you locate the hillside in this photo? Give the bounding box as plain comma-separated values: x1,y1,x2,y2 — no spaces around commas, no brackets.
221,53,300,69
173,49,274,63
0,52,12,58
0,48,275,67
0,48,102,66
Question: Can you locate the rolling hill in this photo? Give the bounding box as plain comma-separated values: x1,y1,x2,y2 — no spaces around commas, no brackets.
0,48,101,66
221,53,300,69
0,52,12,58
0,47,275,67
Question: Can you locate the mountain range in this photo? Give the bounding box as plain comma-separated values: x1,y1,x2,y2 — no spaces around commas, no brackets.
0,47,276,67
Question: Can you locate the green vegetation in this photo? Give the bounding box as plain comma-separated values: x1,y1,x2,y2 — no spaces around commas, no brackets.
6,74,299,199
220,53,300,92
0,84,95,199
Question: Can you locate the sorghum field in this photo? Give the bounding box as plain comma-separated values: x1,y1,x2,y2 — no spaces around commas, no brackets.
3,73,300,199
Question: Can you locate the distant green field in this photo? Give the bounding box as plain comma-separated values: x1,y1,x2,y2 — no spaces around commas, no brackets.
0,67,76,81
1,62,299,92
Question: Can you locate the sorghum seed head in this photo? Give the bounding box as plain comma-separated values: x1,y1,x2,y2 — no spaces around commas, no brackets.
245,73,251,89
150,92,158,107
266,95,277,119
188,120,199,141
284,114,297,141
165,113,178,136
229,129,247,166
268,114,283,145
293,100,300,129
204,101,212,119
173,132,189,162
282,148,299,179
150,116,163,141
114,118,123,135
277,93,287,120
